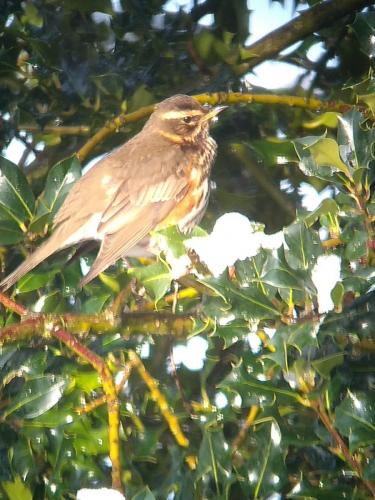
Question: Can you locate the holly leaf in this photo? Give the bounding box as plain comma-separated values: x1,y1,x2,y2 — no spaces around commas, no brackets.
130,260,172,302
0,156,35,227
30,155,81,232
3,375,70,419
335,391,375,452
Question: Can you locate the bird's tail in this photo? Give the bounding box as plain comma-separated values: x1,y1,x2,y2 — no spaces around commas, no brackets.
0,231,65,291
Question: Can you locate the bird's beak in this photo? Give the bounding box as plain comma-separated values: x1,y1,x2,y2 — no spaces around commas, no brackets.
201,105,228,122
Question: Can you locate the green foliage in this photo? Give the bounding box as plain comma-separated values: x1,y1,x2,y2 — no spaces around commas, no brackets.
1,2,375,500
1,105,375,499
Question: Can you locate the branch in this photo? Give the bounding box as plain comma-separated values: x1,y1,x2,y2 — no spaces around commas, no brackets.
232,405,259,453
127,350,189,448
0,292,28,317
0,295,123,492
20,124,91,136
190,0,218,22
77,92,353,162
76,361,134,415
76,103,154,162
0,310,195,344
51,328,123,493
238,0,373,74
312,399,375,497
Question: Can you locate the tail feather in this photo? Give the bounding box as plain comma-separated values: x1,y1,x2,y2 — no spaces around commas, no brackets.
1,233,64,291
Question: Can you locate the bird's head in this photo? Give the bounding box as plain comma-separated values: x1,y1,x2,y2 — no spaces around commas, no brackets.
147,94,227,144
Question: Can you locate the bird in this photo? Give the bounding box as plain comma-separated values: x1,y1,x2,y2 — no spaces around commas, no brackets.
1,94,226,290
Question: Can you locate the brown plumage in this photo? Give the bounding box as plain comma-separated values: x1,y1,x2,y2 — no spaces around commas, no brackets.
1,94,226,289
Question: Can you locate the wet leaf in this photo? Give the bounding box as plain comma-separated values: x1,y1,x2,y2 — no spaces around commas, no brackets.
3,375,70,419
335,391,375,451
337,110,375,171
294,136,350,179
304,198,339,227
30,155,81,232
0,220,24,245
208,274,281,320
311,353,344,379
283,221,321,271
16,269,58,292
303,111,340,129
196,427,232,487
245,420,287,499
0,157,35,226
130,260,172,302
131,487,157,500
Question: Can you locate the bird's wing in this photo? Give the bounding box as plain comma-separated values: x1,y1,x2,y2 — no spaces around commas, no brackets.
54,133,190,239
78,137,193,285
53,133,192,285
79,200,177,287
98,167,189,234
1,132,192,290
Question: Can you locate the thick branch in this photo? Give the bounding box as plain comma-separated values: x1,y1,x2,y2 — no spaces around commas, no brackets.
0,311,195,344
239,0,373,74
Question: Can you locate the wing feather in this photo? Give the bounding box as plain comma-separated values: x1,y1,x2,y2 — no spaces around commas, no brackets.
79,201,176,286
4,130,192,288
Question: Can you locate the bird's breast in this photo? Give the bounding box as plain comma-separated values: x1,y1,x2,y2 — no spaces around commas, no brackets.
157,135,217,232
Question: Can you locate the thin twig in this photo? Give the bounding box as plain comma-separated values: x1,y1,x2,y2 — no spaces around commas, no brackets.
128,350,189,448
19,124,91,136
232,405,259,453
0,310,194,341
0,292,28,316
76,360,134,415
52,328,123,493
312,399,375,498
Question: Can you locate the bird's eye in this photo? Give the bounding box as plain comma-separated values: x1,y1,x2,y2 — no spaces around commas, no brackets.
183,116,192,124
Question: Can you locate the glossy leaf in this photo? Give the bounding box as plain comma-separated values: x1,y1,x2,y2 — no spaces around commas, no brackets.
131,487,157,500
283,221,321,271
0,156,35,226
0,219,24,244
30,155,81,232
208,274,281,320
196,427,232,489
337,110,375,172
130,260,172,302
31,290,66,313
294,136,349,180
311,353,344,379
351,12,375,58
304,198,340,227
245,420,287,499
303,111,340,129
344,228,368,260
16,269,59,293
3,375,70,419
81,293,112,313
335,391,375,452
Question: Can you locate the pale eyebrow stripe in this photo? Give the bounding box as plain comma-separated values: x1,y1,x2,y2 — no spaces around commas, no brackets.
161,110,203,119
